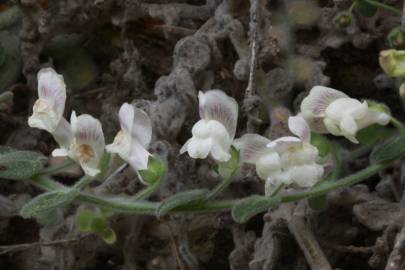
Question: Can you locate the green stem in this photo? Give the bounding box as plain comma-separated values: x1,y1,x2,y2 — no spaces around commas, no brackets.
132,178,162,201
270,183,285,197
348,1,357,14
29,162,388,216
38,158,76,176
206,171,237,200
391,117,405,136
363,0,402,15
281,162,385,203
30,176,66,190
72,175,93,190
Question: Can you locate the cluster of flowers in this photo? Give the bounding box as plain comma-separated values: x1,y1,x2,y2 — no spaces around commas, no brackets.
29,68,391,194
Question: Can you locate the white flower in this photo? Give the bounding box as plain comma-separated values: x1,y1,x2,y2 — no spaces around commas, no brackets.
106,103,152,171
28,68,67,133
53,112,105,176
301,86,391,143
180,90,238,162
234,114,323,195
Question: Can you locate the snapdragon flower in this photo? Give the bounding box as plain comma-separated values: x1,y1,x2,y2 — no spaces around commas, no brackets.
53,112,105,177
28,68,66,133
106,103,152,172
180,90,238,162
301,86,391,143
234,114,324,195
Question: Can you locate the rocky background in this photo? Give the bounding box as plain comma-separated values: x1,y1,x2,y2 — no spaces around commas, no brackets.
0,0,405,269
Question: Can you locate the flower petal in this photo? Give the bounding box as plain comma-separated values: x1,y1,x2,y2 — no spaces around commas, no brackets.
256,151,281,180
288,114,311,142
211,140,231,162
37,68,66,121
127,140,151,171
52,117,73,149
118,103,152,147
267,136,302,152
198,90,238,139
233,134,271,164
301,86,348,133
181,137,212,159
70,111,105,160
52,148,69,157
288,164,324,188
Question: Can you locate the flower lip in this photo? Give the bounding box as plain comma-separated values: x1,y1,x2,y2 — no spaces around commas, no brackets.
106,103,152,172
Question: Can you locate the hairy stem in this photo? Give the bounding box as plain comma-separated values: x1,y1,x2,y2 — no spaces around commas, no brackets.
38,158,76,176
363,0,402,15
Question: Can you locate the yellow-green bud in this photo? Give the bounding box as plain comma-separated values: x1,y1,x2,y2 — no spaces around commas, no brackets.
379,49,405,78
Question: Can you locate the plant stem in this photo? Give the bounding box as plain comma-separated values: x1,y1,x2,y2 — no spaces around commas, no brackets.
72,175,93,190
38,158,76,176
363,0,402,15
391,117,405,136
29,161,388,216
132,178,162,201
348,1,357,14
281,162,386,203
206,171,237,200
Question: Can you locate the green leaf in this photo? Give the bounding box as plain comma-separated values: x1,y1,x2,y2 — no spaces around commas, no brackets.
0,148,47,180
357,124,394,146
354,0,378,17
98,152,111,178
138,156,166,185
231,195,281,223
76,209,95,232
157,189,209,217
35,208,64,227
20,189,79,219
308,194,328,211
371,135,405,163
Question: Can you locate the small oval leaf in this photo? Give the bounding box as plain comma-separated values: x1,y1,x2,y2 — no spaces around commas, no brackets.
231,195,281,223
0,148,47,180
20,189,78,219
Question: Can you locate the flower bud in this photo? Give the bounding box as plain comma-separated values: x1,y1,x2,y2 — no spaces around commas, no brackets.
379,49,405,78
333,12,352,29
387,27,405,49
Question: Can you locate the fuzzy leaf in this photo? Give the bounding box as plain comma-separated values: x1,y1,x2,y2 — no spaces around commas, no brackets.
35,208,64,227
371,135,405,163
138,156,166,185
157,189,209,217
232,195,281,223
0,147,47,180
20,189,79,219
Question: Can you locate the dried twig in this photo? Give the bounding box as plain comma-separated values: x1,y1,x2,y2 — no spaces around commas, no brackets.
0,235,89,255
243,0,261,133
286,203,332,270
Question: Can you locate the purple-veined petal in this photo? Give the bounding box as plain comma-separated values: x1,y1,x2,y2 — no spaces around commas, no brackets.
198,90,238,139
301,86,348,133
233,134,271,164
301,86,348,117
70,111,105,162
288,114,311,142
267,136,302,152
118,103,152,147
37,68,66,121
